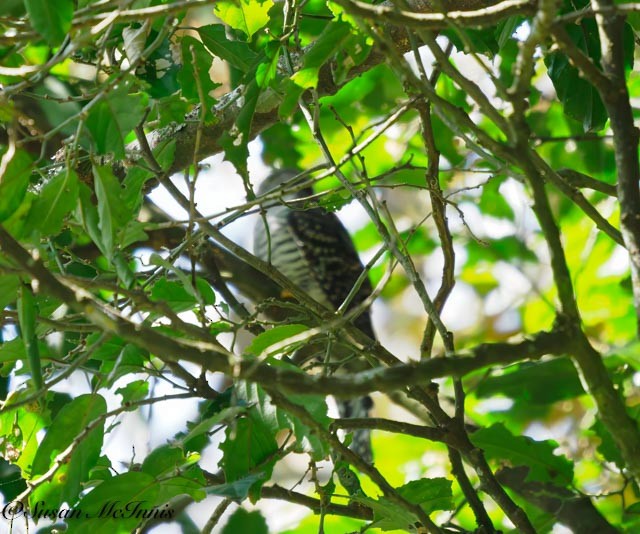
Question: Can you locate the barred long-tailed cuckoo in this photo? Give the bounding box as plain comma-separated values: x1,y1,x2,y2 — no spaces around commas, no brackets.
253,169,375,463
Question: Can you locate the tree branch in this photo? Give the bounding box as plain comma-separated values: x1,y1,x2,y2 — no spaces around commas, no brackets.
591,0,640,335
496,466,619,534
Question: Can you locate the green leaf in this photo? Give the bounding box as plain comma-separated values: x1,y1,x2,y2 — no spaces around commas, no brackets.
93,165,130,259
75,472,159,531
244,323,309,356
479,176,514,221
286,393,331,460
17,283,42,390
24,0,73,46
0,148,32,222
354,495,419,531
397,478,453,515
475,358,585,404
150,278,197,312
139,35,182,99
85,81,147,157
30,394,107,508
591,406,640,469
355,478,452,531
466,235,537,266
221,79,260,178
541,17,636,132
470,423,574,485
220,415,278,493
221,508,268,534
13,409,47,477
78,182,107,257
122,139,176,212
180,406,247,445
280,21,351,117
74,470,205,532
197,24,259,72
116,379,149,405
236,382,330,461
255,43,281,88
545,48,606,132
0,275,20,309
208,473,267,499
24,168,79,236
178,36,220,115
141,445,197,477
0,337,27,364
214,0,274,40
592,417,625,468
122,24,149,66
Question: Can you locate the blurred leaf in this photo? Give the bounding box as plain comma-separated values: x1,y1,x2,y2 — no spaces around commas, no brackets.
479,176,514,220
460,267,499,296
150,278,198,313
397,478,453,514
466,236,537,266
180,406,247,445
141,446,201,484
85,82,147,158
219,416,278,496
280,20,351,117
221,508,268,534
93,165,130,260
496,16,525,49
0,275,20,309
116,380,149,405
122,139,176,212
245,323,309,356
198,24,259,72
355,494,419,531
24,169,79,236
221,80,259,177
544,17,633,131
470,423,574,485
255,42,281,88
24,0,73,46
139,35,182,99
17,283,42,390
475,358,585,404
355,481,452,532
77,472,157,529
30,394,107,508
209,473,268,499
591,406,640,469
0,148,32,222
122,24,149,66
0,458,26,501
592,417,625,469
12,409,46,477
236,381,330,460
445,27,499,57
178,36,220,115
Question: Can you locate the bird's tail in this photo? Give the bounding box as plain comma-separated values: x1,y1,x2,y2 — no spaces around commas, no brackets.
337,395,373,464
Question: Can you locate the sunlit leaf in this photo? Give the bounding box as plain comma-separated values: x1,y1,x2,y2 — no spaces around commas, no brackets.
214,0,274,40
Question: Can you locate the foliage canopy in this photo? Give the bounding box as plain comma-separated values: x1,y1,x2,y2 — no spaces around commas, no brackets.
2,0,640,532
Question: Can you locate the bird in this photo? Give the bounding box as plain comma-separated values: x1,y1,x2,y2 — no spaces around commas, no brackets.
253,169,375,464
